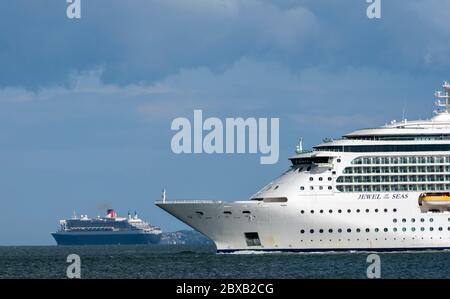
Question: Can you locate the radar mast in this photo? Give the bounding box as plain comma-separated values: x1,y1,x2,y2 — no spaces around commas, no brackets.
435,81,450,114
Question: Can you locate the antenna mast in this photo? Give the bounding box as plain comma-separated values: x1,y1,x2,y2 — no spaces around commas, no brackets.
435,81,450,114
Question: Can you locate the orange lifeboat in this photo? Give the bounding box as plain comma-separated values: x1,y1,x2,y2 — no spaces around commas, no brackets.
420,193,450,206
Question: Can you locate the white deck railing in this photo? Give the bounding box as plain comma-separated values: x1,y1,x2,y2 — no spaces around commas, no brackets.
154,200,223,204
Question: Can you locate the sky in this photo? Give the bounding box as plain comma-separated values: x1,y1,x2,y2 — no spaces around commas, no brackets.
1,0,450,245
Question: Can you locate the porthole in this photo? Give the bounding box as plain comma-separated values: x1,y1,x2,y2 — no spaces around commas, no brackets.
375,228,379,232
310,210,314,214
365,209,370,213
337,159,341,163
402,228,407,232
319,229,324,233
430,218,434,223
365,228,370,232
300,230,305,234
319,177,323,181
402,219,406,223
338,229,342,233
356,209,360,213
356,228,361,233
421,227,425,231
319,186,323,190
338,209,342,213
420,218,425,222
347,209,351,213
310,229,314,233
393,228,398,232
310,186,314,190
439,227,443,231
301,210,305,214
393,208,397,212
411,227,416,232
430,227,434,231
300,186,305,191
329,210,333,213
328,186,332,190
383,209,388,212
309,177,314,181
328,177,332,181
393,219,397,223
375,209,379,213
320,210,324,213
384,228,388,232
411,218,416,223
347,229,351,233
329,229,333,233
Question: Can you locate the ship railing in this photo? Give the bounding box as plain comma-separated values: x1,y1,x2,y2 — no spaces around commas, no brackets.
155,200,222,204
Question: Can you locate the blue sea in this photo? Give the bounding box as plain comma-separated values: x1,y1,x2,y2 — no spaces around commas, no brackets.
1,245,450,278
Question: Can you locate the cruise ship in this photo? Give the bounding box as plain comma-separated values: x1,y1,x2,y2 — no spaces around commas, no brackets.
157,81,450,252
52,209,162,245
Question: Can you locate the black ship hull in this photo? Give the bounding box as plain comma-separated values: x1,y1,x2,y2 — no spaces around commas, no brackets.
52,232,161,245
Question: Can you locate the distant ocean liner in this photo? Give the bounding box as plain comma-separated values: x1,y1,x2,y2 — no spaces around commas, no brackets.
52,209,162,245
157,82,450,252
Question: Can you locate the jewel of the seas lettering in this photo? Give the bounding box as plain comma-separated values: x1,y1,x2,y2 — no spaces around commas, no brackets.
358,193,408,200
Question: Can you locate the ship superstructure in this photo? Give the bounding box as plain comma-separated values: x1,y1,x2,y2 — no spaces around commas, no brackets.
52,209,162,245
157,82,450,252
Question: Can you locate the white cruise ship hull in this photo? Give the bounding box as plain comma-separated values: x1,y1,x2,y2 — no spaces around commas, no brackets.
156,194,450,252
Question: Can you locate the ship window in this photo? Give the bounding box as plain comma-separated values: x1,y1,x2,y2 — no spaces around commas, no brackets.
223,211,232,215
263,197,288,203
242,211,251,214
319,177,323,181
375,228,379,232
300,230,305,234
329,229,333,233
338,229,342,233
195,211,204,216
319,229,324,233
244,232,261,246
300,186,305,191
310,229,314,233
309,177,313,181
